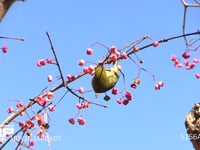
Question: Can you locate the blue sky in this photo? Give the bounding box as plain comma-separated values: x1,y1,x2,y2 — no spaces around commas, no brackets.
0,0,200,149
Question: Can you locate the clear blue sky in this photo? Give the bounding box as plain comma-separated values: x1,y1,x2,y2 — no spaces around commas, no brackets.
0,0,200,149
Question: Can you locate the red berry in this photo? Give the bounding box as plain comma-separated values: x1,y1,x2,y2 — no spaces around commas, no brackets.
29,141,35,146
67,74,75,81
26,120,34,129
19,121,26,127
36,96,46,107
86,48,93,55
110,46,119,55
121,52,128,59
7,107,14,113
77,117,86,125
182,52,190,59
68,118,75,125
16,101,24,108
2,45,8,53
153,41,159,47
122,99,129,105
130,83,137,89
37,130,44,138
48,105,56,112
125,91,132,100
78,59,85,66
37,59,46,67
112,88,119,95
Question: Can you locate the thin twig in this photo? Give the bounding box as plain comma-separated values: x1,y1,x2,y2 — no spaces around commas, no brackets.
180,0,200,45
46,32,66,87
181,0,200,7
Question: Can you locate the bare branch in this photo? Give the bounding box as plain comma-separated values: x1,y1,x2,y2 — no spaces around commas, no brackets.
181,0,200,7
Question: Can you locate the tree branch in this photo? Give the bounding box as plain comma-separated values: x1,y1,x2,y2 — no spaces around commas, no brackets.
0,0,25,21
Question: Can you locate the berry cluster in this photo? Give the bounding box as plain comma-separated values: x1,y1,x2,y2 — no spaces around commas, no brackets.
37,58,54,67
170,50,200,78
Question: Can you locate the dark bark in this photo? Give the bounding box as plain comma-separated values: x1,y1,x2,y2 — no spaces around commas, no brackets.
0,0,23,21
185,103,200,150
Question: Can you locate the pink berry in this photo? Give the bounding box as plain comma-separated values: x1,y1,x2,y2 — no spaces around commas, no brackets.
121,52,128,59
68,118,75,125
82,101,90,108
78,87,84,94
158,81,164,87
7,107,14,113
37,59,46,67
16,101,24,108
116,99,123,104
76,103,82,109
47,58,53,63
154,84,160,90
153,41,159,47
88,65,95,74
2,45,8,53
86,48,93,55
110,46,118,53
78,59,85,66
184,60,190,66
174,63,183,68
182,52,190,59
48,105,56,112
36,96,46,107
193,58,199,64
170,55,177,61
83,66,88,73
109,53,118,62
29,141,35,146
19,121,26,127
67,74,75,81
47,75,53,82
37,130,44,138
26,120,34,129
195,73,200,79
77,117,86,125
46,91,54,100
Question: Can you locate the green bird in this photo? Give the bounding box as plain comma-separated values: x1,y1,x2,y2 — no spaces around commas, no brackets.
92,61,119,93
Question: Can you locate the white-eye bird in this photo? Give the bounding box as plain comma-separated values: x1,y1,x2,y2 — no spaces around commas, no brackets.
92,61,119,93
